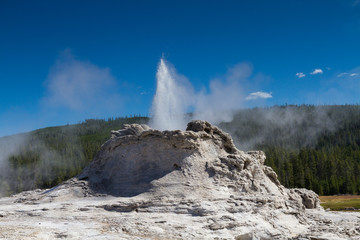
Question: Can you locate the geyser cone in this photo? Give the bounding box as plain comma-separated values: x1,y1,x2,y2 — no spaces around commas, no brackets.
77,120,320,211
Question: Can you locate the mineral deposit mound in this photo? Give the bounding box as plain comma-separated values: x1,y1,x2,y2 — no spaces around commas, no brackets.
0,121,359,239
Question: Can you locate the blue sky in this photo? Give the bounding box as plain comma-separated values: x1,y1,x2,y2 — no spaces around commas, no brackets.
1,0,360,136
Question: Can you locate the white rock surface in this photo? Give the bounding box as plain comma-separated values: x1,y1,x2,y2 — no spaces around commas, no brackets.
0,120,359,239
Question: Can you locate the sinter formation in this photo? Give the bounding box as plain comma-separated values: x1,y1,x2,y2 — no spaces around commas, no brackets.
0,121,359,239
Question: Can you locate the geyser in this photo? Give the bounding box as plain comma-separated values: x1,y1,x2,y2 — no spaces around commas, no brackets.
150,58,189,130
149,57,249,130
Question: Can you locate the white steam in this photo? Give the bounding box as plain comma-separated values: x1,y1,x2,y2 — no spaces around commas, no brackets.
0,135,29,196
0,129,84,197
150,58,260,130
150,58,193,130
42,50,121,115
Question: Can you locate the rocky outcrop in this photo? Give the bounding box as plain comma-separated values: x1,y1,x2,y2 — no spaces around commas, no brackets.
78,120,318,210
0,120,359,239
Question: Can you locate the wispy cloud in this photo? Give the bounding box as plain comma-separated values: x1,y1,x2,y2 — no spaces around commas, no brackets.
310,68,323,75
245,91,272,100
296,72,306,78
352,0,360,7
337,72,348,77
337,72,359,77
42,50,122,115
306,65,360,105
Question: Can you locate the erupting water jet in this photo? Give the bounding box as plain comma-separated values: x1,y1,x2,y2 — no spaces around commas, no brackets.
150,58,188,130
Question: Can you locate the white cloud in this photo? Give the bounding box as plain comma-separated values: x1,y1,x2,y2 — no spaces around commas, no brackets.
307,65,360,105
296,72,306,78
338,72,359,77
42,50,121,114
337,72,348,77
310,68,323,75
245,91,272,100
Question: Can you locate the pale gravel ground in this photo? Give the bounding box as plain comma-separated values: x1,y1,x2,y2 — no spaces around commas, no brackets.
0,191,359,240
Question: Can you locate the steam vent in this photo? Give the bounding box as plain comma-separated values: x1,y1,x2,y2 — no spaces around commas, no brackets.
1,121,359,239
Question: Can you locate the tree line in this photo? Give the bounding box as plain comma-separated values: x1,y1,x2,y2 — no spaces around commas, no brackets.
221,104,360,195
0,116,148,197
1,105,360,196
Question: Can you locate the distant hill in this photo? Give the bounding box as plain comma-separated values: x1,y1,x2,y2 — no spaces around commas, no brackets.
1,105,360,197
0,116,148,197
220,105,360,195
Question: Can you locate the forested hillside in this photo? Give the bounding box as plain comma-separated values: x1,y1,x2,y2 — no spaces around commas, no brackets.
0,116,148,197
221,105,360,195
0,105,360,197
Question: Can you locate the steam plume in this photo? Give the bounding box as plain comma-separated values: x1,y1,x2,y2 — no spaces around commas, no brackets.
150,58,251,130
150,58,192,130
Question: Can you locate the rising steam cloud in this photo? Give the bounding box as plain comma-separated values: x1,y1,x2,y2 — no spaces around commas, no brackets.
150,58,258,130
149,59,346,150
42,50,122,116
